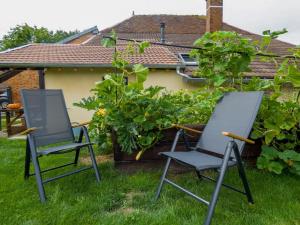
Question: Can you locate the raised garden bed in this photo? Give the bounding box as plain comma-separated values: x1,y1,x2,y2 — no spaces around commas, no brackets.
112,124,262,169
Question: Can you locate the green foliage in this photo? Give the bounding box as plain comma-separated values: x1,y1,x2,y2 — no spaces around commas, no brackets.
257,146,300,175
191,30,300,175
0,23,78,50
165,89,222,125
250,40,300,175
78,30,300,174
260,29,288,52
76,34,218,154
190,31,255,87
101,30,117,48
76,72,219,154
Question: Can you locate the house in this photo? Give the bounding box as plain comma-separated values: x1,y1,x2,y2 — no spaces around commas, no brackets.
0,0,295,122
0,26,99,104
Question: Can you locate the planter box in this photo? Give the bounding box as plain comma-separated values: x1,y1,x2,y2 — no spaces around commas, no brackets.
112,124,262,168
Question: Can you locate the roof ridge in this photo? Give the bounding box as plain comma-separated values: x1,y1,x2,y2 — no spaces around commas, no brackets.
58,26,99,44
100,15,133,33
0,44,32,54
100,14,207,33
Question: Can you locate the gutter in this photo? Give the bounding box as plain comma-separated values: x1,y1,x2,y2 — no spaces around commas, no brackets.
0,63,181,70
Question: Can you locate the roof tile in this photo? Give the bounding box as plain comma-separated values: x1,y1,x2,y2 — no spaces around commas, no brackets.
0,44,180,68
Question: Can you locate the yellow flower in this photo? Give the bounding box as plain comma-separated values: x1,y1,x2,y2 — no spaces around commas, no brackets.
97,108,106,116
287,160,294,167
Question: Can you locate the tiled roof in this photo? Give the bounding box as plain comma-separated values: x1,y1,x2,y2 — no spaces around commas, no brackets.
85,15,296,77
0,15,296,78
0,44,180,68
101,15,207,34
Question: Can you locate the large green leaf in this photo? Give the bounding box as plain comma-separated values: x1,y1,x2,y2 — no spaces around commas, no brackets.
278,150,300,162
257,156,270,170
138,41,150,54
264,130,279,145
213,75,226,87
133,64,149,84
287,64,300,87
290,162,300,175
101,30,117,48
268,161,285,174
261,145,279,160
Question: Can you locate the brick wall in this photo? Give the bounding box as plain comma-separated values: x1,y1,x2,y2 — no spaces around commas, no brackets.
206,0,223,32
3,70,39,103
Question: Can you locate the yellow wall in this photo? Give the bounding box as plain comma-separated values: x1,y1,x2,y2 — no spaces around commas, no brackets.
45,68,199,122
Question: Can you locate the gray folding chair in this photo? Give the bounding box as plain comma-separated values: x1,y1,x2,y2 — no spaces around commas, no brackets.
155,91,263,225
21,89,101,203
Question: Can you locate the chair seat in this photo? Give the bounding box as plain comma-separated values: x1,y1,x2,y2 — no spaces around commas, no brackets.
37,142,92,156
160,150,236,171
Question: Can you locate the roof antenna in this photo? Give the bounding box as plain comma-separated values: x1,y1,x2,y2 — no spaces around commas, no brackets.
132,10,135,16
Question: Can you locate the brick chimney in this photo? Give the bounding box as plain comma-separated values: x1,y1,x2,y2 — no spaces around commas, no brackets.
206,0,223,32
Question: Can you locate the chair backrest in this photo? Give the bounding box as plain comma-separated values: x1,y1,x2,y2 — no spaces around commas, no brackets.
21,89,75,147
196,91,263,157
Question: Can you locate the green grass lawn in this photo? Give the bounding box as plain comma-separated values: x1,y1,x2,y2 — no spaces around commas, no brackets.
0,138,300,225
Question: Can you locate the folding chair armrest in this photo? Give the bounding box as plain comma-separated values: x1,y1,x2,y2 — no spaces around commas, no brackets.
72,121,91,128
19,127,37,135
173,124,202,134
222,132,255,145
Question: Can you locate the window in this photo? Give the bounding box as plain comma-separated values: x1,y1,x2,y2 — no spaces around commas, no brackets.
178,53,198,66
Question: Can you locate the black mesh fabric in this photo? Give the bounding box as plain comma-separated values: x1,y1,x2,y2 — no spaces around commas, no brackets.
21,89,75,147
196,91,263,157
160,151,236,171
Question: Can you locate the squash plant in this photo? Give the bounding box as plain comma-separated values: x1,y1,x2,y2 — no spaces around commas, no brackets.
252,49,300,175
190,31,256,88
75,33,220,155
190,30,300,175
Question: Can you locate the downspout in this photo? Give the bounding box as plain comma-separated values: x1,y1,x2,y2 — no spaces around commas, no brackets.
176,66,206,83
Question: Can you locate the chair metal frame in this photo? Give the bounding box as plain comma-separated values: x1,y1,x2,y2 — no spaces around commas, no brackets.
155,91,263,225
21,90,101,203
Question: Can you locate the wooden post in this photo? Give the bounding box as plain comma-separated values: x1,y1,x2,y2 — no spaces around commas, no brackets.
38,69,45,89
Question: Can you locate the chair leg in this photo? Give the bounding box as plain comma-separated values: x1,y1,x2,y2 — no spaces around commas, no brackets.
155,130,182,200
237,162,254,204
233,144,254,204
24,138,31,179
74,149,81,165
88,144,101,182
74,128,84,165
196,171,203,180
82,126,101,182
155,157,172,200
28,137,46,203
204,141,234,225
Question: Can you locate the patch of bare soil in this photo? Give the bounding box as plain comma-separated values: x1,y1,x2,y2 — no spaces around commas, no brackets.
113,191,145,215
80,154,113,165
0,131,7,138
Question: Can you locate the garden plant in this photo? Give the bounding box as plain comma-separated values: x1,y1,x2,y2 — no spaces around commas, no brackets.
76,30,300,175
